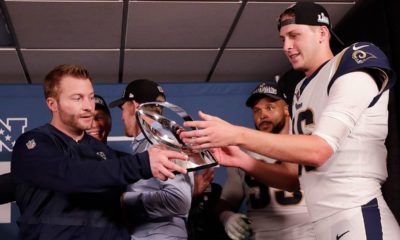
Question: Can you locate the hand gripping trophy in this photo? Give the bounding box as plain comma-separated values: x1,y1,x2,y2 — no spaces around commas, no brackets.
136,102,218,171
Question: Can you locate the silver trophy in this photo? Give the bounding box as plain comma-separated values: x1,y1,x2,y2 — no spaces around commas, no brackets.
136,101,218,172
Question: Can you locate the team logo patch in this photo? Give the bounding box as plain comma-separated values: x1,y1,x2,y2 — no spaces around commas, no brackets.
352,50,377,64
336,230,350,240
295,102,303,110
352,43,369,51
96,151,107,160
294,88,301,101
26,139,36,150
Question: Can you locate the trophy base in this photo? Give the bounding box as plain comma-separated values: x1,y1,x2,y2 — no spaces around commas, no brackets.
173,149,218,172
173,159,218,172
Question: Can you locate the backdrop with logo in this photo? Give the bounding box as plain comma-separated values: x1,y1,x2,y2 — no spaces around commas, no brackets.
0,81,258,239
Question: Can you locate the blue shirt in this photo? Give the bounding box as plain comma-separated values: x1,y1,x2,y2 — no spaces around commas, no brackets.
124,133,194,240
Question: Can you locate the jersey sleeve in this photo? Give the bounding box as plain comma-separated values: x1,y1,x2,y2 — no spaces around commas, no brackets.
122,173,193,221
11,130,152,193
313,71,379,152
328,42,395,107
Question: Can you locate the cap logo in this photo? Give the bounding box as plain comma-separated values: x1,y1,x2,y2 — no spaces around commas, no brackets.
317,12,329,25
129,93,134,98
287,3,296,9
157,86,164,93
94,97,104,105
255,83,277,96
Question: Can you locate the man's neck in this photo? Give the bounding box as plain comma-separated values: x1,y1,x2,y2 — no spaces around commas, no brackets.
50,120,84,142
305,47,334,77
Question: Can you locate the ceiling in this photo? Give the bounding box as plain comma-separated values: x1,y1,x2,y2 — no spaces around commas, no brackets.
0,0,357,85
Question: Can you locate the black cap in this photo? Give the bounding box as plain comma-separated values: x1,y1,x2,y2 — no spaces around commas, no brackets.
277,2,344,46
246,80,286,108
109,79,165,108
94,94,110,116
277,2,331,30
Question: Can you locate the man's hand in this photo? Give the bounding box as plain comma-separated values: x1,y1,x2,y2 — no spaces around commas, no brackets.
220,211,251,240
211,146,253,169
180,111,239,149
193,168,214,197
148,146,188,181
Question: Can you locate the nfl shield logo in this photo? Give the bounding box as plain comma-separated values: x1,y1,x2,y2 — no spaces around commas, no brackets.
96,152,107,160
26,139,36,150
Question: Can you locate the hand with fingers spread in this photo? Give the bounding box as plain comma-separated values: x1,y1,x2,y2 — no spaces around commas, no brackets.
193,168,214,197
180,111,240,149
220,212,252,240
148,146,188,181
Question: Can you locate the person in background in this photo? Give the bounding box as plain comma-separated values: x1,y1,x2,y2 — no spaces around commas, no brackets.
109,79,193,240
187,168,229,240
0,172,15,204
180,2,400,239
11,64,187,240
216,80,315,240
86,94,112,144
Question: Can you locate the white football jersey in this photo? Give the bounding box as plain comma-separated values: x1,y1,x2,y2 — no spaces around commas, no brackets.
291,42,394,221
221,152,312,235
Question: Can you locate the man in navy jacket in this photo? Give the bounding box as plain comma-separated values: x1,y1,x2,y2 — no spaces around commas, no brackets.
11,64,187,240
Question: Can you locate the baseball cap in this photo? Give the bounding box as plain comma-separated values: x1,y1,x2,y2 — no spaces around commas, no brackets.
277,1,344,45
109,79,165,108
94,94,110,116
246,80,286,108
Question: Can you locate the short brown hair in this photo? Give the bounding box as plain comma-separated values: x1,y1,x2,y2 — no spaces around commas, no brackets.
43,64,92,99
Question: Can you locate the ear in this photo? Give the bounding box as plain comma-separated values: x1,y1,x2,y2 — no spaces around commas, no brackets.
279,100,289,116
132,100,140,110
283,103,289,117
320,25,330,43
46,97,58,112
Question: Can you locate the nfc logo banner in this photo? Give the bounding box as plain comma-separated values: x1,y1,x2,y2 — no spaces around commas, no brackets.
0,118,27,152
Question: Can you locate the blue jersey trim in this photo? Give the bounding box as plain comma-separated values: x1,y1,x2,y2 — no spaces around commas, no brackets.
362,198,383,240
327,42,396,107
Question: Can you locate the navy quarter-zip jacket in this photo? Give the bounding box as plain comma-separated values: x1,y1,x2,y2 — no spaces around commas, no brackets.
11,124,152,240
